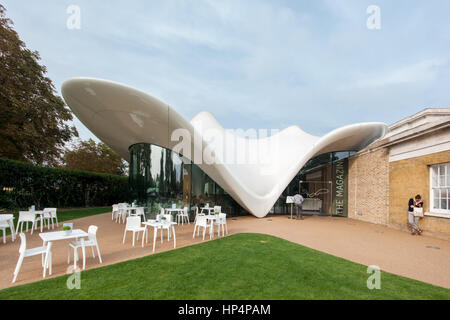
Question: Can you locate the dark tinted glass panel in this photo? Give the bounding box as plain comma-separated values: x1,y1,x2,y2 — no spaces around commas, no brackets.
129,143,249,218
273,151,352,216
130,145,352,218
129,144,186,216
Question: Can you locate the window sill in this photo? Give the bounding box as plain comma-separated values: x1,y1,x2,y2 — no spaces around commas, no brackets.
425,212,450,219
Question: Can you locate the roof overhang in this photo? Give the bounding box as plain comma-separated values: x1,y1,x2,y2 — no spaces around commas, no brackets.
62,77,388,217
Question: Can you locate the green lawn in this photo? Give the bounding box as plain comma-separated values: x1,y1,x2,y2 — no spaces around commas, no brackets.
2,207,111,236
0,233,449,300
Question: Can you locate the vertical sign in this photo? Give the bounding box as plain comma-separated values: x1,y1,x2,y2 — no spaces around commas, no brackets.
333,159,348,216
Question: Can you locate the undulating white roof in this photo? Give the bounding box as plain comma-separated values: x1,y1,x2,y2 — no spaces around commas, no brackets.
62,78,387,217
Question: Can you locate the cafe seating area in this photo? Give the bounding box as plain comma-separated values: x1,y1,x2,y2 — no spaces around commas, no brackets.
117,202,229,252
1,202,230,285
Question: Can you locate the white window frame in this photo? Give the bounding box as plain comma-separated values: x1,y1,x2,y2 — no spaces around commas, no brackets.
428,163,450,218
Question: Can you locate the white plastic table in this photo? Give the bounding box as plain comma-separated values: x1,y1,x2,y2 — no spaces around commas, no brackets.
40,229,89,271
205,215,219,238
27,210,45,232
0,214,16,242
164,208,184,217
200,207,215,215
142,220,177,252
164,208,184,222
23,210,45,232
164,208,184,213
124,206,146,221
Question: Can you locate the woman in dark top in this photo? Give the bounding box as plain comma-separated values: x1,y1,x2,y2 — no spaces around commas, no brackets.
408,194,423,235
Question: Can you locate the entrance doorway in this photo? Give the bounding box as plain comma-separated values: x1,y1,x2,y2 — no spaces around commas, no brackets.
299,180,332,215
297,152,350,217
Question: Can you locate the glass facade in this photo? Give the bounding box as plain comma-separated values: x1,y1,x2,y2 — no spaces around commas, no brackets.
129,143,247,218
271,151,353,217
129,143,353,218
129,143,185,216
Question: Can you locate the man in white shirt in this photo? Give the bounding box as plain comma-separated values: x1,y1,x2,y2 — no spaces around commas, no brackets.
293,194,304,220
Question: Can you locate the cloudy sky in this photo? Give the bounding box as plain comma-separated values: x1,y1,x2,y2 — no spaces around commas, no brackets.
2,0,450,141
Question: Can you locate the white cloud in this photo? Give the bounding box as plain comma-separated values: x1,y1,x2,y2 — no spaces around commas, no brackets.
342,58,446,89
2,0,450,139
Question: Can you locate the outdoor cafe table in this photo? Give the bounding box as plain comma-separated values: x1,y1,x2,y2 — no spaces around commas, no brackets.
164,208,184,214
0,214,16,242
29,210,45,232
123,206,146,220
39,229,89,271
205,215,219,238
200,207,215,214
164,208,184,220
14,210,45,233
142,220,177,252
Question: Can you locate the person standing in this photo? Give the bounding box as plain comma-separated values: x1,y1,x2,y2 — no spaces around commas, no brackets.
293,194,304,220
408,194,423,235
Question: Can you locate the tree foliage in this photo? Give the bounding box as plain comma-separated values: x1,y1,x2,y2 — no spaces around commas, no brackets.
0,158,129,209
63,139,127,176
0,5,78,166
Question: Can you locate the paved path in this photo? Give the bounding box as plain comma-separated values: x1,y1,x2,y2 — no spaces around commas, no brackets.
0,213,449,291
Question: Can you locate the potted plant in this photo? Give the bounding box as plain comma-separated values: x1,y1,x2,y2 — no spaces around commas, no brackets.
62,225,72,235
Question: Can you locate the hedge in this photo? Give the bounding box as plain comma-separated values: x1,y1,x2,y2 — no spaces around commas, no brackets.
0,158,130,210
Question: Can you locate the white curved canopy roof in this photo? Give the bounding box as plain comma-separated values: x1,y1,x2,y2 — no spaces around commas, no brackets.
62,78,387,218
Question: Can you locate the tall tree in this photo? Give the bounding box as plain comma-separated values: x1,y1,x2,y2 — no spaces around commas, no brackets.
63,139,127,176
0,5,78,166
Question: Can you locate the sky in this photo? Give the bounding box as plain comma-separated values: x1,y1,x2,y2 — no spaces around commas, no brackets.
2,0,450,141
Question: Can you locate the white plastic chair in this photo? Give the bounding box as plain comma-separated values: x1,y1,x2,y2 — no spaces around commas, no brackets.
12,233,52,283
156,213,173,242
123,216,147,247
68,225,102,270
112,204,119,221
160,207,172,224
193,206,200,223
115,203,123,223
176,207,190,225
43,208,58,230
171,203,177,209
213,213,228,236
117,203,128,223
193,215,211,240
213,206,221,213
16,211,38,234
0,217,13,244
130,207,146,222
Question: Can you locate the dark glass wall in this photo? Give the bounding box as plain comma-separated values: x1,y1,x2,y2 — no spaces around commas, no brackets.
130,143,352,218
129,143,248,218
190,164,247,216
129,143,186,215
271,151,353,216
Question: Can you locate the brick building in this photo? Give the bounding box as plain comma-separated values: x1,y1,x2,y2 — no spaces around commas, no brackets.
348,108,450,240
